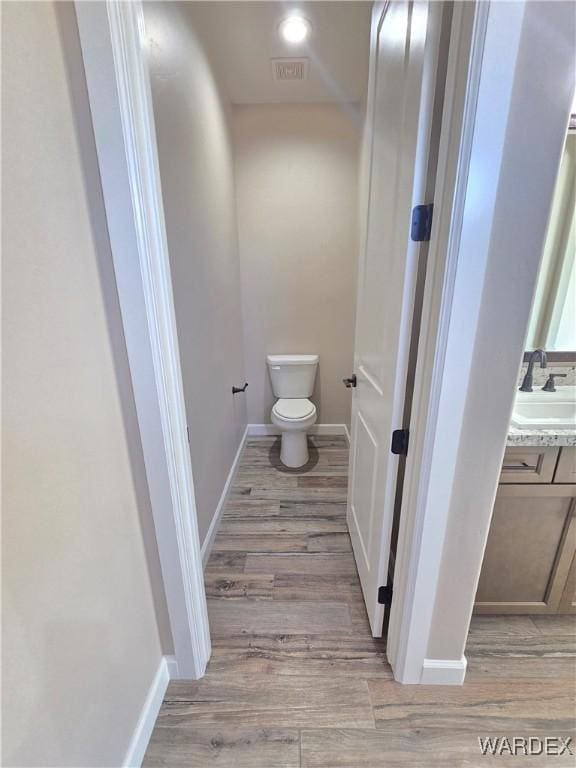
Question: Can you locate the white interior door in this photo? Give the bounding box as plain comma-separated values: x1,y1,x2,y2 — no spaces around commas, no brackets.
347,0,442,636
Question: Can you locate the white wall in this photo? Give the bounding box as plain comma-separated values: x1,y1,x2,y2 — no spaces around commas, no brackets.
233,103,361,426
143,2,247,544
2,3,165,764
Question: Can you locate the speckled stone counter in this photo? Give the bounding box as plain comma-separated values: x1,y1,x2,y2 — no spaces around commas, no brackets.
506,427,576,447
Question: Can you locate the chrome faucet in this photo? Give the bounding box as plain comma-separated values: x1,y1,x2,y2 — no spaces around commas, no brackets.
519,348,547,392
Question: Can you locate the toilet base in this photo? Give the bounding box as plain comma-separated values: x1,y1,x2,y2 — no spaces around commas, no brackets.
280,430,309,468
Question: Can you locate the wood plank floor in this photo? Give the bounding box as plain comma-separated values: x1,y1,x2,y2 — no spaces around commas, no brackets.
144,436,576,767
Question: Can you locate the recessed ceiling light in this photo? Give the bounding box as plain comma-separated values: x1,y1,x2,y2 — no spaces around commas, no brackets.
279,15,311,45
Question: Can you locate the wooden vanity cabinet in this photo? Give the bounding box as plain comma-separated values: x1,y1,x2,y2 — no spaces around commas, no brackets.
475,446,576,615
555,447,576,483
558,549,576,614
475,484,576,613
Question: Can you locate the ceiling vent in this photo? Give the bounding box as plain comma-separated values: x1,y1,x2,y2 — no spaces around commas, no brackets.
271,58,309,82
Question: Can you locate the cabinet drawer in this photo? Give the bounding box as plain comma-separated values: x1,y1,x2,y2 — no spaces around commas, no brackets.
555,447,576,484
499,447,559,484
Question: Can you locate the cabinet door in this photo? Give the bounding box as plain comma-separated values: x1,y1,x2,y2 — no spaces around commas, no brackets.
475,484,576,614
558,551,576,614
555,447,576,484
499,447,559,484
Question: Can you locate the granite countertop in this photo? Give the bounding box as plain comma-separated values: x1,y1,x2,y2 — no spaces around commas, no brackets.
506,426,576,447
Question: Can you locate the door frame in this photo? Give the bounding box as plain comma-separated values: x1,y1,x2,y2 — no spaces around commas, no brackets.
386,0,489,685
74,0,480,684
75,0,574,686
75,1,210,679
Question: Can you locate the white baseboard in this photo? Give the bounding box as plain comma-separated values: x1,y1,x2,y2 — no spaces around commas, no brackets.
200,424,248,567
247,423,350,437
164,654,179,679
123,654,177,767
420,656,467,685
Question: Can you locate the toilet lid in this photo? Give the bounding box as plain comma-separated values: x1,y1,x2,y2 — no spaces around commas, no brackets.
273,398,315,420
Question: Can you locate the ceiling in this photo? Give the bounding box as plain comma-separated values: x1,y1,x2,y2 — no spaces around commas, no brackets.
182,2,371,104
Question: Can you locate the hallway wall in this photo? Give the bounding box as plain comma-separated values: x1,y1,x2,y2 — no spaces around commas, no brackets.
233,103,361,426
144,3,247,544
2,3,165,765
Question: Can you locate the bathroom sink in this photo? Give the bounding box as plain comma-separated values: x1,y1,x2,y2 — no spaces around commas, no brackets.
510,386,576,431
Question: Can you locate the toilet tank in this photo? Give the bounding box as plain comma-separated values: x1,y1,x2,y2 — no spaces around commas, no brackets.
267,354,319,398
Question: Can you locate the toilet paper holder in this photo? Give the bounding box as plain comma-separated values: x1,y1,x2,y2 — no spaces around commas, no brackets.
232,382,249,395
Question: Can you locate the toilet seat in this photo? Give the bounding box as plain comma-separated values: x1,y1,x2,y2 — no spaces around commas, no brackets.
272,398,316,421
270,396,317,467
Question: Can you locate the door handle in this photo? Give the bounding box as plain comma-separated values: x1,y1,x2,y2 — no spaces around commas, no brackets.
343,374,357,388
502,461,535,471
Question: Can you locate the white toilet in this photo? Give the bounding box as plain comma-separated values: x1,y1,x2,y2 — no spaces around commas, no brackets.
267,354,319,468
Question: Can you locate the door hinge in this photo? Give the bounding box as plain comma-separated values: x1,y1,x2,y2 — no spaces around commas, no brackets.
391,428,409,456
343,374,357,388
411,203,434,242
378,585,393,605
186,425,190,443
